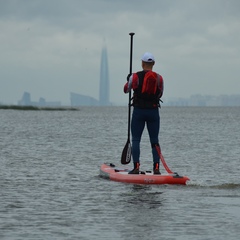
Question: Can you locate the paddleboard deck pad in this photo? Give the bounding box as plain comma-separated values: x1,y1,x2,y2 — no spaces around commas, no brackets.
100,163,190,185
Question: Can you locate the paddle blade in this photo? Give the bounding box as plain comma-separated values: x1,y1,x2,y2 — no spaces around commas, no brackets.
121,140,131,165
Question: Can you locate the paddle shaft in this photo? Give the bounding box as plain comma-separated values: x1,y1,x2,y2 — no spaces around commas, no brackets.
127,32,135,139
121,33,135,165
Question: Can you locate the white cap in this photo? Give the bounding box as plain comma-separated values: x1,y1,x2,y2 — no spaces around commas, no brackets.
141,52,155,62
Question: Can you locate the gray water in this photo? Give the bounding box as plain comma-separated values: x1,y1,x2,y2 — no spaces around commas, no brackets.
0,107,239,240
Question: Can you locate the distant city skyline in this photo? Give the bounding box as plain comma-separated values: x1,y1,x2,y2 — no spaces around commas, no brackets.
99,46,110,106
2,92,239,107
0,45,111,107
164,94,240,107
70,45,111,106
18,92,61,107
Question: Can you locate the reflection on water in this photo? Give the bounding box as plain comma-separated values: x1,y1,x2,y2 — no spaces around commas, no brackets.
125,185,163,209
118,185,164,240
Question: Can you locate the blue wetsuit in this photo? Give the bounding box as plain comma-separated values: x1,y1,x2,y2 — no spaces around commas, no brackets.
123,70,164,165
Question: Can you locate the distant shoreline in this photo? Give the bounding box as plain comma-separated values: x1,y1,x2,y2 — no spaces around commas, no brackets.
0,105,79,111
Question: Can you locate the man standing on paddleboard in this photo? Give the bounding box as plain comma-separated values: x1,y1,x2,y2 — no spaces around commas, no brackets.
123,52,164,174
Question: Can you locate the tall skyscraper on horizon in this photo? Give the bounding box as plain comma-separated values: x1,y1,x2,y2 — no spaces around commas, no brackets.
99,46,110,106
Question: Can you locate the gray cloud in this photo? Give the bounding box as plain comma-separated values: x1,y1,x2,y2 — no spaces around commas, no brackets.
0,0,239,105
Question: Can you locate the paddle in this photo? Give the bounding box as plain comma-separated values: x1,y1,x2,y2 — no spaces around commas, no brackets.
121,32,135,165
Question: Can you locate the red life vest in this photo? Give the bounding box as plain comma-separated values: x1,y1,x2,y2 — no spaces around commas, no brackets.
141,71,159,95
132,70,163,108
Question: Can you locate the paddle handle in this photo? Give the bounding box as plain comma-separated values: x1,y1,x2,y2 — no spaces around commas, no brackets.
129,32,135,75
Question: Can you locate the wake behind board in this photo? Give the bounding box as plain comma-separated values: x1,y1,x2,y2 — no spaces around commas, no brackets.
100,163,190,185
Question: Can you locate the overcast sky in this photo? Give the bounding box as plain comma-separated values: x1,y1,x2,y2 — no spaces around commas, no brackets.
0,0,239,105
